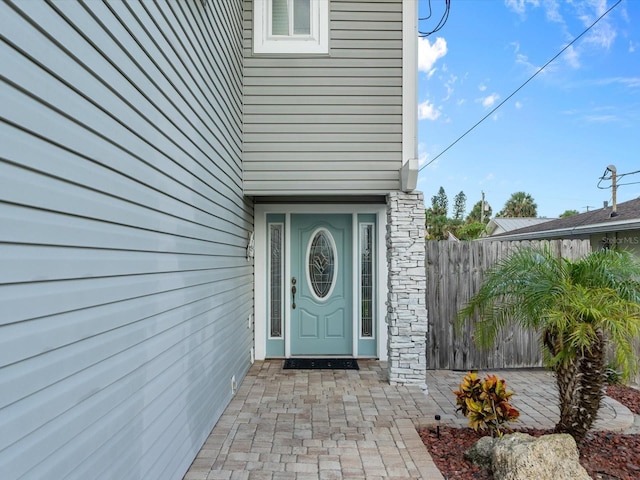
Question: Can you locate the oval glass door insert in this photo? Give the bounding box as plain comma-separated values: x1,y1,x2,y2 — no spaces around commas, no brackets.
307,229,337,300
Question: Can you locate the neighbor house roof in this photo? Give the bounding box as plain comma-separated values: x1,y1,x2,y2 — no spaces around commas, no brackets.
489,197,640,241
485,217,556,236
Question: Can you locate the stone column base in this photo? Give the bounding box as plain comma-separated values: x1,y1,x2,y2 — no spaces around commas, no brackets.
386,191,427,385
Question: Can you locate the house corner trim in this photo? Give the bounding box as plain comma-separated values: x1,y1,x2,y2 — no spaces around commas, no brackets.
402,0,418,176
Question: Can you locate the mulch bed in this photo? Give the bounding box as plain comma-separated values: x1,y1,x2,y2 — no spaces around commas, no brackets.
419,385,640,480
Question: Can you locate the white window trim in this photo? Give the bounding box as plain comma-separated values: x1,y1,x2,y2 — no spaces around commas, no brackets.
253,0,329,54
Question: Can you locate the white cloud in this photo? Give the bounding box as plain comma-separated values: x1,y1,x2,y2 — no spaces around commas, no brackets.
443,74,457,101
592,77,640,88
479,173,495,185
515,101,523,109
585,114,618,123
481,93,500,108
573,0,617,50
585,22,617,50
505,0,540,16
418,100,441,121
630,41,638,53
478,83,487,92
563,44,580,69
542,0,563,23
417,143,433,168
418,37,447,74
417,143,442,171
515,53,536,72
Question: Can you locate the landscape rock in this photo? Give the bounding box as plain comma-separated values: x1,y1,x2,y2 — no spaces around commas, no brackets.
464,436,497,470
492,432,591,480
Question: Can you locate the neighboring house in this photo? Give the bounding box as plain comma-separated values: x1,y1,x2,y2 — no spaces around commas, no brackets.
490,198,640,256
485,217,556,236
0,1,425,479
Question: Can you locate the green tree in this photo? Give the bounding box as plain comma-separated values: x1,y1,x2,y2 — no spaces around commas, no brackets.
431,186,448,216
458,247,640,444
497,191,537,217
457,221,487,240
425,209,448,240
467,200,492,224
453,191,467,221
560,209,579,218
426,187,450,240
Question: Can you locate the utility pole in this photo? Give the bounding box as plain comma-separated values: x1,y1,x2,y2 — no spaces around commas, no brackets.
607,164,618,217
480,191,486,223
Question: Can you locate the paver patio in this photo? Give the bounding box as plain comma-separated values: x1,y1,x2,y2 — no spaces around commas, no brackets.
183,360,634,480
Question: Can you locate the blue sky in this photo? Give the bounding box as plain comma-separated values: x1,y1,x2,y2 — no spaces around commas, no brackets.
416,0,640,218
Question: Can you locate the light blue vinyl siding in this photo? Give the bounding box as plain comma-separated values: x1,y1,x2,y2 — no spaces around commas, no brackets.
243,0,403,195
0,1,251,480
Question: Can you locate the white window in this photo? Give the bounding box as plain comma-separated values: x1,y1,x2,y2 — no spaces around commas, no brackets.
253,0,329,54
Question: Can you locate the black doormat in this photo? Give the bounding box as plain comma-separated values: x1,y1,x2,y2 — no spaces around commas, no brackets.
283,358,359,370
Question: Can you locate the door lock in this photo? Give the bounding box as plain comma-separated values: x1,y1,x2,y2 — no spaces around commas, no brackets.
291,277,297,309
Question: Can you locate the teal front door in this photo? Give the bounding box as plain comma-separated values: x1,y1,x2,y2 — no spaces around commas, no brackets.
290,214,352,356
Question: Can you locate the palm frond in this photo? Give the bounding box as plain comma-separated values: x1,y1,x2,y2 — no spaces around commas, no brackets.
458,246,640,381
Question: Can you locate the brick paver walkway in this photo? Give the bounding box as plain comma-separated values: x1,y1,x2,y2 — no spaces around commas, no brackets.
184,360,634,480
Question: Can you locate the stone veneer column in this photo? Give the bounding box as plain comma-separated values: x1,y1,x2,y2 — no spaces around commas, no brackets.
386,191,427,386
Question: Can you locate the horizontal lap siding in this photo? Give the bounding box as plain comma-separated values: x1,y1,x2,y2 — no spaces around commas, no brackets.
0,1,251,480
243,0,403,195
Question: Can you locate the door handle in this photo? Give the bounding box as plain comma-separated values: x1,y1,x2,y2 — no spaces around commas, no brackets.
291,277,297,309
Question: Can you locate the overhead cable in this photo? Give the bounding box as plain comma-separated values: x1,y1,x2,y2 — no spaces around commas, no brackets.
419,0,451,37
419,0,623,173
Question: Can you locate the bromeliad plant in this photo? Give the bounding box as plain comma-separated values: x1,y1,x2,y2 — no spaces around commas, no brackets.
454,371,520,437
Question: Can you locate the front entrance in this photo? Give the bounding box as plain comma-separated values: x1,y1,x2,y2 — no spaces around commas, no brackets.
290,214,352,355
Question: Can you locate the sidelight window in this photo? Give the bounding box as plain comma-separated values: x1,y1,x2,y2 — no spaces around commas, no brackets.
268,223,284,338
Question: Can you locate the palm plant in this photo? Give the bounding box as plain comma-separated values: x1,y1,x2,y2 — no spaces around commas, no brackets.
458,246,640,444
497,191,537,217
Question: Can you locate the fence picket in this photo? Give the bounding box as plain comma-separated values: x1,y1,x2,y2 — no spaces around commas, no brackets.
426,239,591,370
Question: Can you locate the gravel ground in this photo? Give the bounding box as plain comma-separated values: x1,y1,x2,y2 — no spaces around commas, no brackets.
419,384,640,480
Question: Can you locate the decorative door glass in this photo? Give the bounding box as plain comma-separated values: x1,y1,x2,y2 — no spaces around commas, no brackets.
360,224,374,337
269,224,283,337
307,229,336,300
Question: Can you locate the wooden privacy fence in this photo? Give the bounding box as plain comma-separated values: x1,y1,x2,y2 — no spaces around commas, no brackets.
426,239,592,370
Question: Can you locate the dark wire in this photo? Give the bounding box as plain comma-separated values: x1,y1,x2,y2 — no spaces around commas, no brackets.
598,169,640,189
419,0,622,173
600,168,640,180
619,169,640,178
420,0,433,21
419,0,451,37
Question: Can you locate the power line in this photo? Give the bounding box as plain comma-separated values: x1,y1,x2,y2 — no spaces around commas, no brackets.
419,0,451,37
419,0,622,173
618,169,640,179
598,167,640,189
